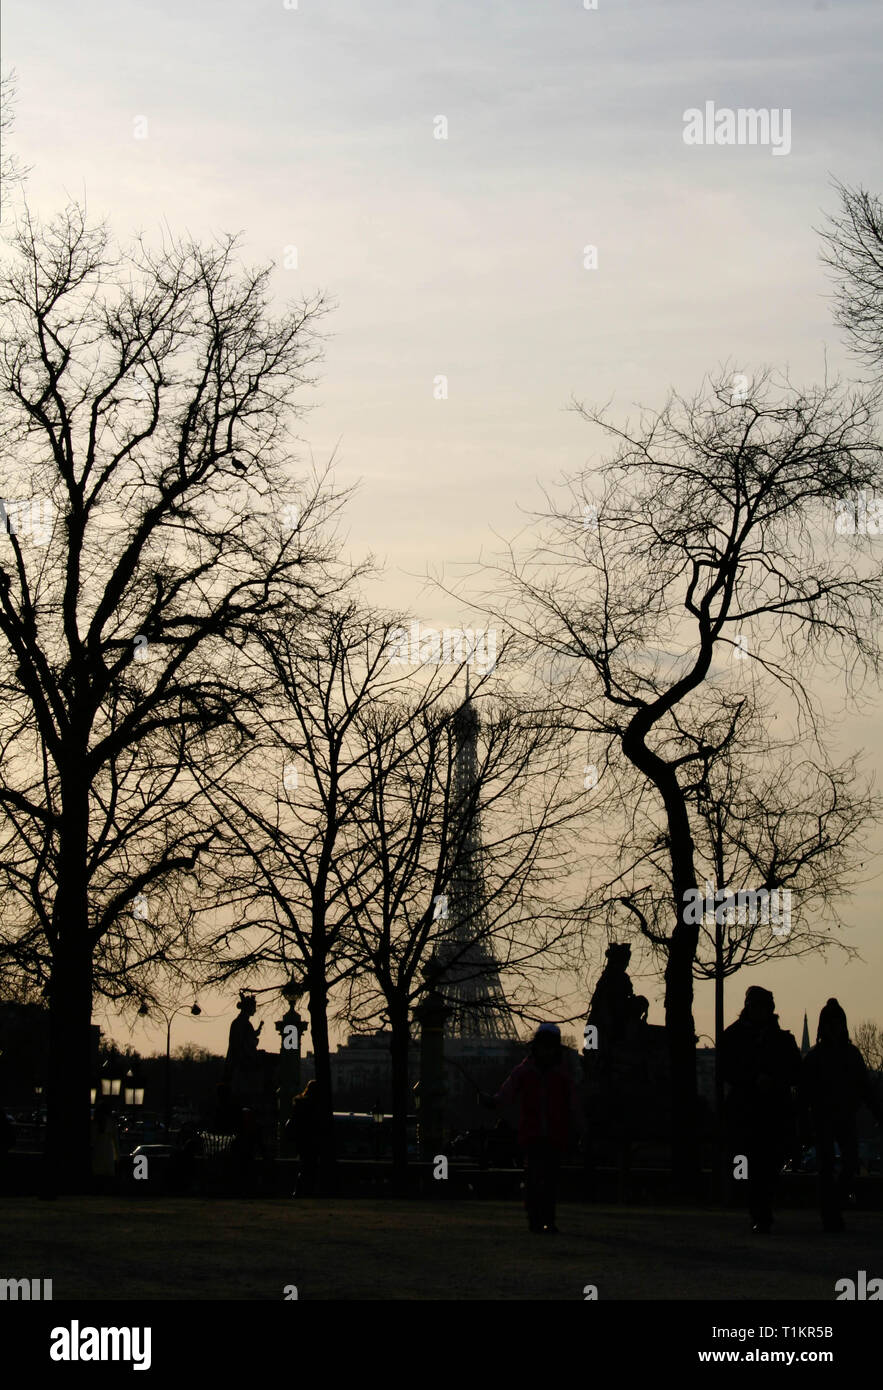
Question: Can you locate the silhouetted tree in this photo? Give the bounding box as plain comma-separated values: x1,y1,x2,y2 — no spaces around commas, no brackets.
854,1019,883,1073
475,367,883,1186
189,604,427,1172
0,202,342,1187
819,180,883,376
586,694,875,1188
0,69,30,215
336,678,581,1185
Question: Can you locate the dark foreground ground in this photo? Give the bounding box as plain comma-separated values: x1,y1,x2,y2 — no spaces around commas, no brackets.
1,1198,879,1299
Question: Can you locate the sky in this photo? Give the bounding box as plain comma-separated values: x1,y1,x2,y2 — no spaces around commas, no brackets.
2,0,882,1060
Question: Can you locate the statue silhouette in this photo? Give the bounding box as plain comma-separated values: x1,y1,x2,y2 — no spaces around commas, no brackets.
584,943,653,1193
224,992,265,1097
587,943,648,1048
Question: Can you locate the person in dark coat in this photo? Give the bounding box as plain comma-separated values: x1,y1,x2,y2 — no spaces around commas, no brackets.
801,998,883,1232
719,986,801,1233
482,1023,582,1234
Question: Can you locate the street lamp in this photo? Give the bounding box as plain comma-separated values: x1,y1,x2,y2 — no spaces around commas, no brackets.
122,1066,146,1111
100,1060,122,1098
281,978,303,1006
142,1001,201,1137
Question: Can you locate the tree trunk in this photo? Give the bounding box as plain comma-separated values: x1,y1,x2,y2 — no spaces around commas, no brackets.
46,791,93,1193
661,787,701,1195
307,971,336,1190
388,999,411,1196
713,922,725,1201
663,922,699,1195
45,942,94,1193
622,722,701,1194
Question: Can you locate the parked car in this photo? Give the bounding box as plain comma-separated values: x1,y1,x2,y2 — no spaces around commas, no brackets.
129,1143,175,1161
118,1113,167,1152
331,1112,418,1158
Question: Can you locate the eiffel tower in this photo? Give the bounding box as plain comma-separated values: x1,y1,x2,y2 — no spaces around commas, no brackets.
433,684,514,1040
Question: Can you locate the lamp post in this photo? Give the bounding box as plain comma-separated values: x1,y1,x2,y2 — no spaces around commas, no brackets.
100,1058,123,1100
140,1002,201,1138
696,781,728,1201
122,1067,145,1114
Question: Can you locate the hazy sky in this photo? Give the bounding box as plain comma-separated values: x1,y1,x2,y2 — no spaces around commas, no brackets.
3,0,882,1059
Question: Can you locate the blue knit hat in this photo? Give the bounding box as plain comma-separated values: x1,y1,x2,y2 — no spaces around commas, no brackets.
536,1023,561,1038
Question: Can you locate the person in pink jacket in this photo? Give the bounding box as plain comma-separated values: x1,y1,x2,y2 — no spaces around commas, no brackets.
482,1022,582,1233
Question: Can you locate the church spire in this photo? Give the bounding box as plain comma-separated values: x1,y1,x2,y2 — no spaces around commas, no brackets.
800,1010,811,1057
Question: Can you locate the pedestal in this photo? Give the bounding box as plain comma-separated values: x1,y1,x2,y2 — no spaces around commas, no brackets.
275,1004,304,1147
414,988,452,1159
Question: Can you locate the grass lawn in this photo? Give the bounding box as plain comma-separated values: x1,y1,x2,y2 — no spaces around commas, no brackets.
1,1197,879,1300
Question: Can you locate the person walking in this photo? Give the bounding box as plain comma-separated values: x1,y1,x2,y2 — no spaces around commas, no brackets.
90,1100,120,1194
482,1023,581,1233
801,998,883,1233
719,986,801,1233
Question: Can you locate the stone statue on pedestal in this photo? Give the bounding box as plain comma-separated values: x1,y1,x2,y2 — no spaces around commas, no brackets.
225,992,265,1097
587,942,649,1050
584,943,655,1187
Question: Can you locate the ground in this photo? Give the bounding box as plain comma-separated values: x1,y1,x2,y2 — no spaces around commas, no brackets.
2,1198,879,1300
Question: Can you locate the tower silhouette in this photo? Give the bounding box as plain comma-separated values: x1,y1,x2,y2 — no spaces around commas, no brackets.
433,687,514,1039
800,1010,811,1057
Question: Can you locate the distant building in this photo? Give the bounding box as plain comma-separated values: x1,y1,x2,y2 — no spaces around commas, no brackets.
326,1028,585,1132
0,1000,51,1108
326,1031,401,1110
801,1011,811,1057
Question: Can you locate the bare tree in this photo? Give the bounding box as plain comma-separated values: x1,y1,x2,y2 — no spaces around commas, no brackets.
189,603,464,1173
336,679,582,1184
854,1019,883,1073
474,366,883,1185
0,70,30,217
0,202,344,1186
586,695,875,1188
819,180,883,375
689,747,873,1039
193,607,582,1186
